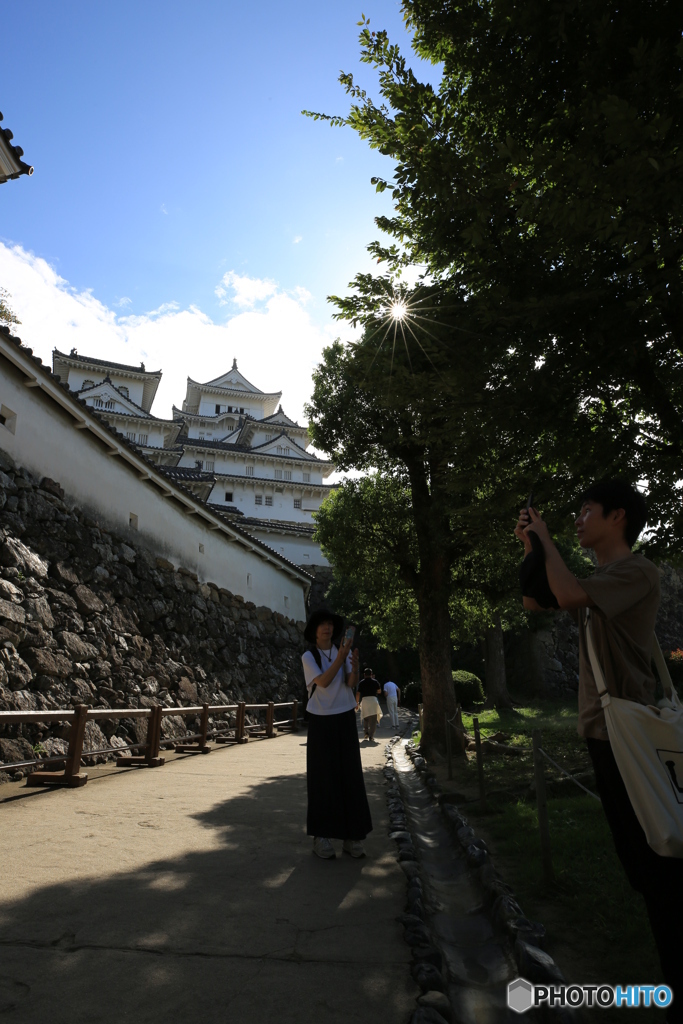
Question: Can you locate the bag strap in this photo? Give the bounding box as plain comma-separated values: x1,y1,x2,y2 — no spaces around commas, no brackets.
584,608,608,697
585,608,675,701
651,634,675,700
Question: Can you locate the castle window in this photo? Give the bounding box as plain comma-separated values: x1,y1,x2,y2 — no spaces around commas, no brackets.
265,495,273,507
225,491,233,502
138,433,148,445
199,433,205,439
215,403,221,414
294,498,302,509
227,406,233,413
119,386,129,399
95,398,104,408
274,469,282,480
0,405,16,434
255,495,263,505
126,431,136,441
284,447,290,456
239,407,245,414
105,400,115,410
82,380,95,390
247,573,253,588
246,465,254,476
265,433,272,441
195,459,204,470
284,470,292,481
206,460,214,471
276,445,283,455
303,472,310,482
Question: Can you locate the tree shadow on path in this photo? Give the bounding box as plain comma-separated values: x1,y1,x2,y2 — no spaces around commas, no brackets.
0,762,414,1024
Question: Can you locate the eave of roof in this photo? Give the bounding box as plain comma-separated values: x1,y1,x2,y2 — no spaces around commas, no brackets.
176,434,331,465
0,113,33,182
186,376,281,400
0,328,312,586
53,348,161,378
207,506,317,537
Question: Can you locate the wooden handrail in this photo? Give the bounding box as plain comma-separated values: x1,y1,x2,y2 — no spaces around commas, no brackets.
0,700,300,787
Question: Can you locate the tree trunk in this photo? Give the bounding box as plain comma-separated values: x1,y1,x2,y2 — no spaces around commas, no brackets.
482,612,514,709
416,574,456,759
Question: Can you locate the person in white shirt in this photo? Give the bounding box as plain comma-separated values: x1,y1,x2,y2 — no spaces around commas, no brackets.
383,680,401,730
301,609,372,860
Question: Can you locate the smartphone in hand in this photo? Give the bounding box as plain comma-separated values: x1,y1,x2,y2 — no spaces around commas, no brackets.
343,625,355,645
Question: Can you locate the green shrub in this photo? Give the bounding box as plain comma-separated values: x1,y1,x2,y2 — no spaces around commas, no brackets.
402,681,423,709
453,669,485,709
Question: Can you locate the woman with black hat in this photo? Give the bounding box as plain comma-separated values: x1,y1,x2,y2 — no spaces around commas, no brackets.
302,608,373,859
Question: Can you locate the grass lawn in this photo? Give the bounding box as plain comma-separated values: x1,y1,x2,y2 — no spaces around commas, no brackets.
423,702,664,1022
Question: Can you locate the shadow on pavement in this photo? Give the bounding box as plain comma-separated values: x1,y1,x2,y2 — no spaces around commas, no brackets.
0,762,413,1024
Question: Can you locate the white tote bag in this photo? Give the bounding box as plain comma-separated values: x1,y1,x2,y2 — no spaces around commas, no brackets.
585,608,683,857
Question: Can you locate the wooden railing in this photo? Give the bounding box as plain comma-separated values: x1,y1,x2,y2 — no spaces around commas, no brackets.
0,699,299,790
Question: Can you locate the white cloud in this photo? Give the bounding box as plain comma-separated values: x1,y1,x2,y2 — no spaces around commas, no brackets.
214,270,278,309
116,296,132,308
0,243,346,427
293,235,303,244
160,203,168,215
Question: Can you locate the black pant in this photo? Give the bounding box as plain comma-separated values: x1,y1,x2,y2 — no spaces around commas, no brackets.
588,738,683,1020
307,709,373,841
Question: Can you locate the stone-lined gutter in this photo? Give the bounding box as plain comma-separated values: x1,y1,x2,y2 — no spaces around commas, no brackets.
384,734,571,1024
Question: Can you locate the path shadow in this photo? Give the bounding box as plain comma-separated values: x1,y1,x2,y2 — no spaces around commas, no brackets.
0,763,412,1024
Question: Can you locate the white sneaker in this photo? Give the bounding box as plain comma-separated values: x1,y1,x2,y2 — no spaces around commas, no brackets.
313,837,335,859
342,840,366,858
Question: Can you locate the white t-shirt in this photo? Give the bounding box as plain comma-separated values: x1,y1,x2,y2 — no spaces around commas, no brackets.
384,681,399,701
302,645,356,716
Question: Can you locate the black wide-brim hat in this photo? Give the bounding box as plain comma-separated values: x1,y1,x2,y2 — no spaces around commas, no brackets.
304,608,345,645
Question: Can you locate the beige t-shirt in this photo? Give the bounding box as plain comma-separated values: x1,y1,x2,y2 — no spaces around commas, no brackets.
575,554,661,740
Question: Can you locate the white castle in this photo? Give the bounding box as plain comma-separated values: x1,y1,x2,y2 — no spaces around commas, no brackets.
52,349,334,566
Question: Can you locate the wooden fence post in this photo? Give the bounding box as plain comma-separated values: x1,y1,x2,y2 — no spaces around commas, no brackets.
532,729,554,883
473,716,487,810
117,705,165,768
266,701,275,738
237,701,248,743
292,700,298,732
27,704,89,788
174,703,211,755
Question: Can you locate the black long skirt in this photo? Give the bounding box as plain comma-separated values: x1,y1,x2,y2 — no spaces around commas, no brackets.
306,709,373,841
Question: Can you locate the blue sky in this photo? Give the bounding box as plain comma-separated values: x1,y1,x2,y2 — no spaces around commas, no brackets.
2,2,434,347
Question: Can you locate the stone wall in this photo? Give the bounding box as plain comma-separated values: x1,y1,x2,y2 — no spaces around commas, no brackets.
0,451,307,782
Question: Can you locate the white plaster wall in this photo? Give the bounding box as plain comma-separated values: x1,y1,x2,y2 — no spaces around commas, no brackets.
245,529,329,568
0,358,307,619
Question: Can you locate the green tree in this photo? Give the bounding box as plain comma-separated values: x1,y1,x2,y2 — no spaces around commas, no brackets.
0,289,20,329
305,2,683,551
307,284,533,753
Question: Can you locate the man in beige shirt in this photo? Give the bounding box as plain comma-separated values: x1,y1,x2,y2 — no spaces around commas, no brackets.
516,480,681,1019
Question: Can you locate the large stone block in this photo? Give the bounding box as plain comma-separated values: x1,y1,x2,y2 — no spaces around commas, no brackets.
23,648,72,678
73,585,105,616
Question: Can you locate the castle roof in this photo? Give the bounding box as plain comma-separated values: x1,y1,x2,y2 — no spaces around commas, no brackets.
2,327,312,587
0,112,33,183
53,349,162,413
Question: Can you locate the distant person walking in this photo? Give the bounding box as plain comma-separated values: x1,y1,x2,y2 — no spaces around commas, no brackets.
384,680,400,730
356,668,382,741
301,609,372,860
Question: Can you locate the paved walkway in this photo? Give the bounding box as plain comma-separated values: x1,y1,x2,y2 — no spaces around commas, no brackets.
0,710,415,1024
